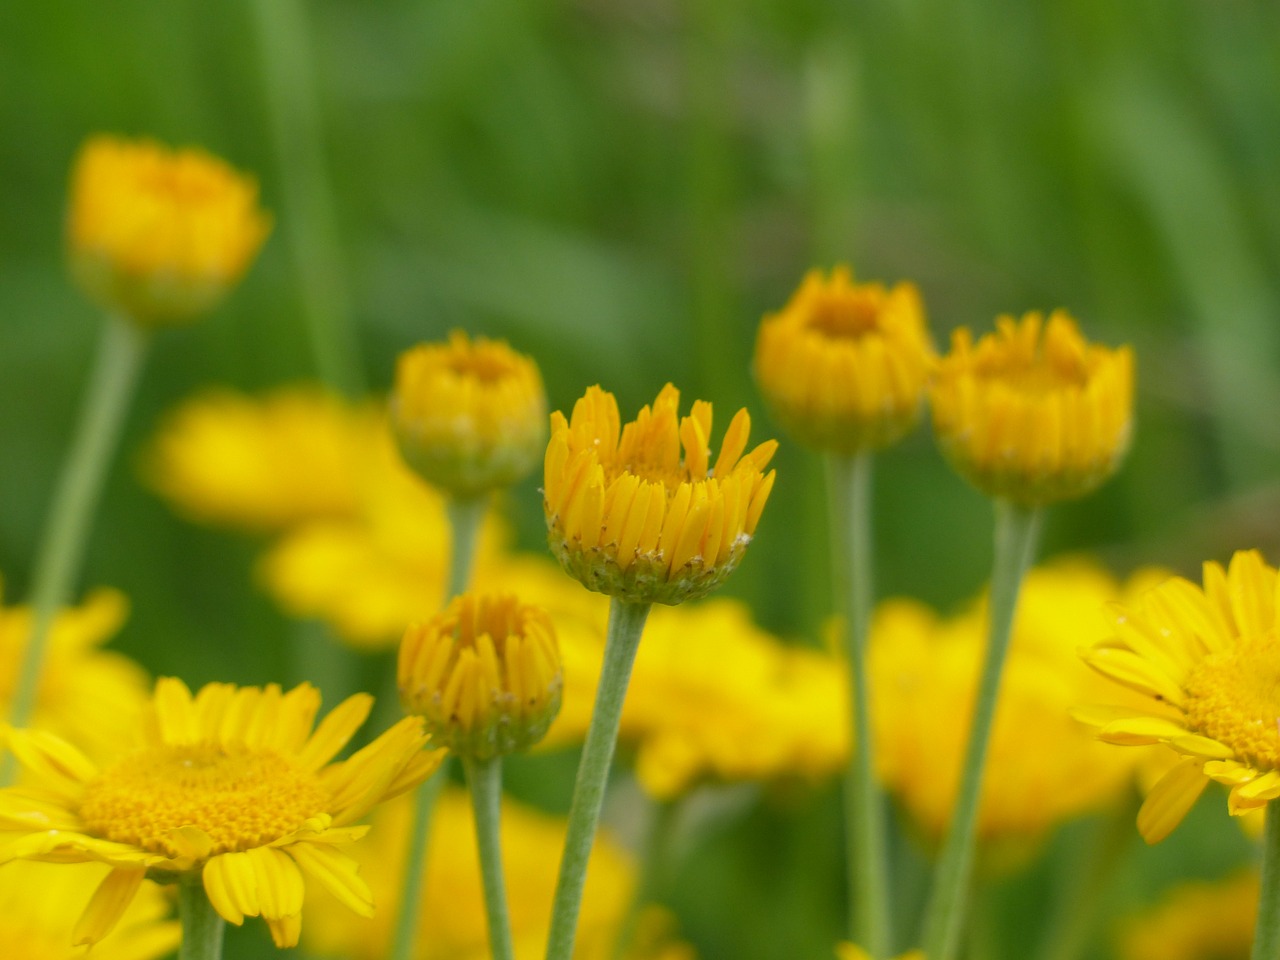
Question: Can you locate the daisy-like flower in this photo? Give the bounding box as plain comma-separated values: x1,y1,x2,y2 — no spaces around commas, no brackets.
754,266,934,454
0,677,440,947
543,384,777,605
392,332,547,498
68,135,271,326
1081,549,1280,842
930,311,1133,505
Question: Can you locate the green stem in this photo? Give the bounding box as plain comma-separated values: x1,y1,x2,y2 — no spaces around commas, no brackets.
826,453,889,957
921,499,1041,960
465,756,515,960
4,316,147,782
545,599,652,960
1253,799,1280,960
446,497,487,601
610,798,681,960
179,876,226,960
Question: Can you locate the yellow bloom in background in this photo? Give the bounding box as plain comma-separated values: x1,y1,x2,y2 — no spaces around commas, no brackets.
392,331,548,498
0,860,179,960
872,559,1159,852
754,266,934,453
400,592,563,759
0,579,149,765
1081,549,1280,842
836,944,925,960
0,678,440,948
930,311,1134,505
544,384,777,605
1117,870,1257,960
68,135,271,326
302,788,695,960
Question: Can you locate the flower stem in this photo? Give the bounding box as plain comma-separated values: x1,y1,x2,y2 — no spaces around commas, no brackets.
920,499,1040,960
3,315,147,783
1253,799,1280,960
179,875,226,960
826,453,890,958
465,755,515,960
446,496,487,600
545,599,651,960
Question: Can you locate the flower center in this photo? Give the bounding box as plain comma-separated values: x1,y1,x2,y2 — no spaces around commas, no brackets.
807,292,882,339
1183,635,1280,771
79,743,328,858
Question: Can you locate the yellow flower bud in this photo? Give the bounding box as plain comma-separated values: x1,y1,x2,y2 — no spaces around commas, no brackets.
67,135,271,326
391,331,547,498
398,593,563,759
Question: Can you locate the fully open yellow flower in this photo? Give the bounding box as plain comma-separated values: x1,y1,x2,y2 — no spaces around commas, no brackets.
754,266,934,453
544,384,777,604
68,135,271,326
1117,869,1257,960
1081,549,1280,842
392,331,547,498
930,311,1133,505
0,678,440,948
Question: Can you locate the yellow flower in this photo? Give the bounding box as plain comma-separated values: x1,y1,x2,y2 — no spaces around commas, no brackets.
0,678,440,948
929,311,1134,505
68,135,271,326
544,384,777,604
1117,870,1257,960
754,266,934,453
1080,549,1280,842
0,860,179,960
872,560,1157,851
392,331,547,498
836,943,925,960
399,592,563,759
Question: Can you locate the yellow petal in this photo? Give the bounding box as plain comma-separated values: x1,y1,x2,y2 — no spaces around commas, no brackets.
1137,758,1207,843
203,852,259,925
73,867,146,945
296,693,373,772
287,841,375,917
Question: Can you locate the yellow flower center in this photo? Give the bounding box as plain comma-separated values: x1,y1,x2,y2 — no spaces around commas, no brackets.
79,743,328,858
1183,635,1280,770
807,291,882,339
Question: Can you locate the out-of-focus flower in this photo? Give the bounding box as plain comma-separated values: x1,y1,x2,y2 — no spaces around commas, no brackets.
400,592,562,759
0,579,148,765
0,678,440,948
302,789,695,960
68,135,270,326
836,944,924,960
391,332,547,498
754,266,934,454
0,860,179,960
930,311,1133,505
1081,549,1280,842
1117,870,1256,960
872,559,1160,854
544,384,777,605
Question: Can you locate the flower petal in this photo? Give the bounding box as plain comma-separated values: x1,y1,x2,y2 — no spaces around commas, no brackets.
286,840,374,917
1137,758,1207,843
72,866,146,945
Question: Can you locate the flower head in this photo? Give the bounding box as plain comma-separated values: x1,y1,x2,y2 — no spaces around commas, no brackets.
391,332,547,498
1081,549,1280,842
754,266,934,453
543,384,777,605
68,135,271,326
930,311,1133,505
399,592,563,759
0,678,440,948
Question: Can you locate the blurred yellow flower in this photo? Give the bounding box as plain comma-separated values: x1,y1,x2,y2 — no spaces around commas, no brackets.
544,384,777,604
392,331,547,497
399,592,563,759
872,559,1159,852
836,944,924,960
68,135,271,325
302,788,695,960
1117,870,1256,960
930,311,1133,505
0,678,440,948
1081,549,1280,842
754,266,934,454
0,860,178,960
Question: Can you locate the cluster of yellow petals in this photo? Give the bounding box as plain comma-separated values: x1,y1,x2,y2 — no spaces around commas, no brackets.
544,384,777,604
1082,549,1280,842
1117,869,1257,960
754,266,934,453
0,678,440,947
399,592,563,759
930,310,1133,505
67,135,271,326
392,331,548,497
